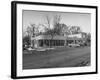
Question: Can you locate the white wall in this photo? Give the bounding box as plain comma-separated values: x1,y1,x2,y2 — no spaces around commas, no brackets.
0,0,99,80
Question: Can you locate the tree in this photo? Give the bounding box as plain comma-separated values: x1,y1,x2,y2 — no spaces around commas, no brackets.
26,26,31,37
69,26,81,34
37,23,47,35
44,15,62,47
23,26,32,48
24,24,37,48
60,23,69,36
53,15,61,27
86,33,91,43
44,15,62,37
44,15,52,36
45,15,51,29
30,24,36,37
23,35,31,50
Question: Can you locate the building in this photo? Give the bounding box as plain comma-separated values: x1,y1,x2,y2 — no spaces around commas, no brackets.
31,32,87,48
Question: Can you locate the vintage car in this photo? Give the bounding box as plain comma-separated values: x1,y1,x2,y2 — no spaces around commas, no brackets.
68,43,80,47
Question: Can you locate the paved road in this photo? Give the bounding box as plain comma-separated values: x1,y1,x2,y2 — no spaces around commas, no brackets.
23,47,90,69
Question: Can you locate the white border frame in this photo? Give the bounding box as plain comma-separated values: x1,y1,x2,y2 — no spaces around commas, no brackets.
16,3,96,77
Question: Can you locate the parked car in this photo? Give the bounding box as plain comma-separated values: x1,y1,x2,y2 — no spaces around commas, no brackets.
79,42,88,47
79,43,85,47
68,43,80,47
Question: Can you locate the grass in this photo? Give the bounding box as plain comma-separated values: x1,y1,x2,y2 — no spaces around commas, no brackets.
23,46,90,69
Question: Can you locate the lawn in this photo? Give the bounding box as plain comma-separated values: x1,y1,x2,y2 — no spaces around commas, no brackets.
23,46,90,69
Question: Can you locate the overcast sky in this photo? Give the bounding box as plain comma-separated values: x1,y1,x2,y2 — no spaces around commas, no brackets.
23,10,91,33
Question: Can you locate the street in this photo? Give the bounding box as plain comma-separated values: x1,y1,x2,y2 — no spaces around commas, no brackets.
23,46,90,69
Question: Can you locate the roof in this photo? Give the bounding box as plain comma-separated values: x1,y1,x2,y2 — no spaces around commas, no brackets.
31,35,67,40
67,33,82,38
31,33,84,40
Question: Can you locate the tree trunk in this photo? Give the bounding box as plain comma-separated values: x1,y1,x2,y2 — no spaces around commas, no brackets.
50,35,53,48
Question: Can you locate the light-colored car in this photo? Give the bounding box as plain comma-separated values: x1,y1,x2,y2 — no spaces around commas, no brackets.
68,43,80,47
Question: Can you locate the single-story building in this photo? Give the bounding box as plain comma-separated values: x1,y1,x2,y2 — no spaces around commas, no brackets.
31,33,87,48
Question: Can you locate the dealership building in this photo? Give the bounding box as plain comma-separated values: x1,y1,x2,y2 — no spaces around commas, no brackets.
31,32,87,48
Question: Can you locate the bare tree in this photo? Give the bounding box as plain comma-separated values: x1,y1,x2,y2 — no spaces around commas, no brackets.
53,15,61,26
30,24,36,37
45,15,51,29
37,23,47,35
25,24,37,48
23,26,32,47
53,15,62,35
69,26,81,34
45,15,62,37
26,26,31,37
86,33,91,46
44,15,62,47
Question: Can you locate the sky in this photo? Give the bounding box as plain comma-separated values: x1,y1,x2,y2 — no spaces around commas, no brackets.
23,10,91,33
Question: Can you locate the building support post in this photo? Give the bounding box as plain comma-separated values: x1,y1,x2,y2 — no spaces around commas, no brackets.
64,40,66,46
